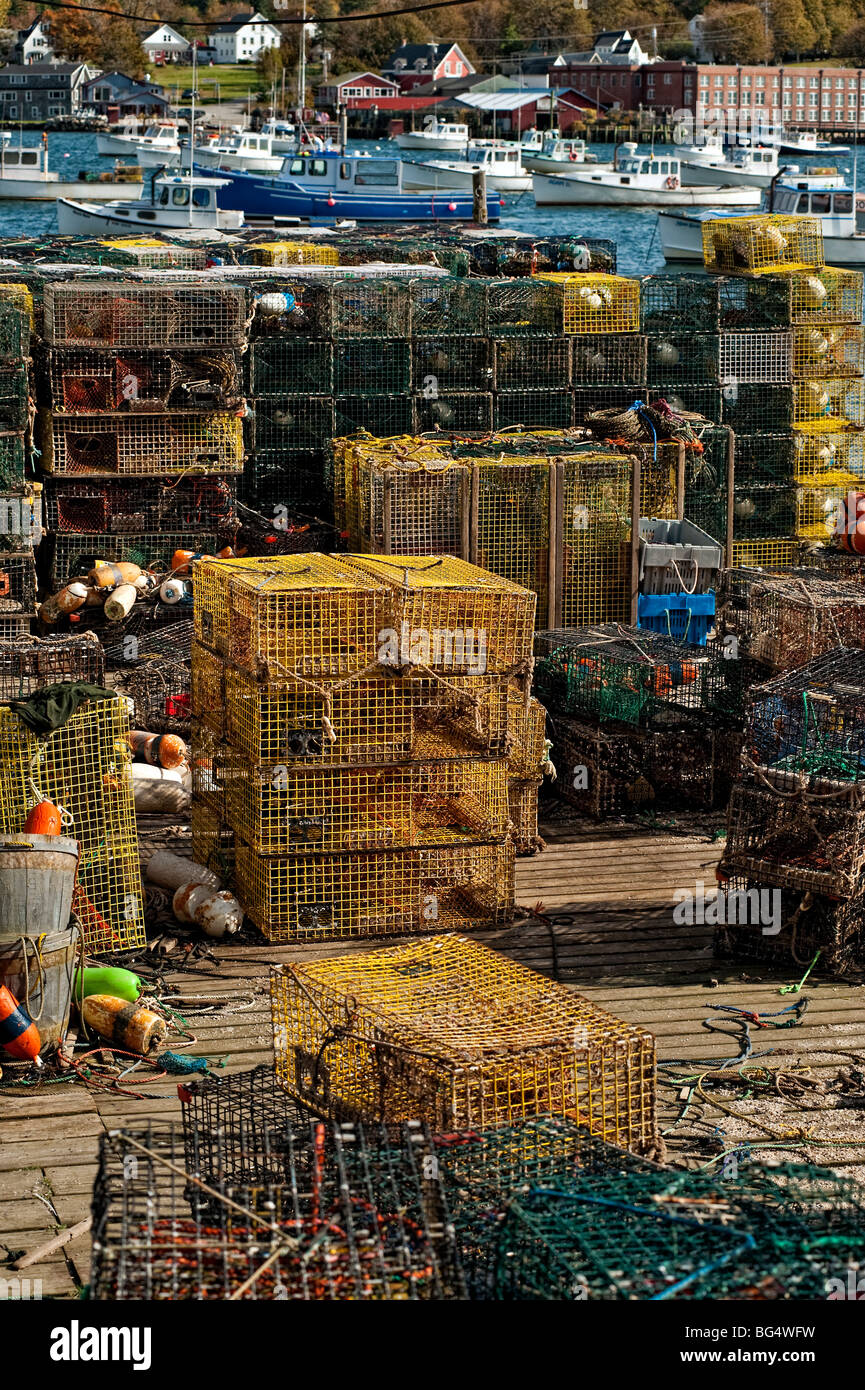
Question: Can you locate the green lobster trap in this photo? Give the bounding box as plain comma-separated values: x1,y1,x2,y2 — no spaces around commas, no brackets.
249,339,334,396
413,336,493,392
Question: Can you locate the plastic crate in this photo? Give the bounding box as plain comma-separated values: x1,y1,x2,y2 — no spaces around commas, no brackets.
637,591,716,645
638,517,723,594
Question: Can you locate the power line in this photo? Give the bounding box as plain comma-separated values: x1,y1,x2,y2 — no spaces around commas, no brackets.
33,0,494,26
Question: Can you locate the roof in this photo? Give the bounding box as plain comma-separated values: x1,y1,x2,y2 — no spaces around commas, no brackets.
142,24,188,43
386,41,461,68
595,30,630,47
331,71,397,87
457,89,543,111
211,12,277,34
0,61,85,74
344,94,447,110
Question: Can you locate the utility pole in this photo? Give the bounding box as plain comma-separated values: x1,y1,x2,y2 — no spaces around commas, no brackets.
298,0,307,116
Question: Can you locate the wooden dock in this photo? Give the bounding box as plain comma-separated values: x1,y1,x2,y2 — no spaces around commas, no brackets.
3,817,865,1299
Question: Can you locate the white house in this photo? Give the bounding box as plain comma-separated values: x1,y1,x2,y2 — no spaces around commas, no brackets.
209,12,281,64
13,16,54,66
142,25,191,64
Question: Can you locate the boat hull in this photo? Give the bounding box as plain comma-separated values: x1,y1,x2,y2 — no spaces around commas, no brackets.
96,132,180,158
658,210,865,266
55,197,242,236
401,161,530,193
522,155,609,175
680,160,775,189
532,172,760,206
394,133,470,152
0,177,144,201
194,148,284,174
199,165,501,222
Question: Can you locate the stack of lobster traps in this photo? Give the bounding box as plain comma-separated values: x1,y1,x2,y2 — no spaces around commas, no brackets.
36,279,246,595
716,564,865,678
191,551,540,939
0,281,38,643
533,623,744,820
718,648,865,974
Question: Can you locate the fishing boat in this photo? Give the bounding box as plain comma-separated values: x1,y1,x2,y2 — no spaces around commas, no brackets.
520,134,606,175
680,144,782,189
0,141,144,201
657,169,865,265
96,119,182,159
193,129,284,174
260,118,297,154
56,171,244,236
394,120,471,153
763,128,850,156
532,146,760,207
401,141,531,193
199,150,501,223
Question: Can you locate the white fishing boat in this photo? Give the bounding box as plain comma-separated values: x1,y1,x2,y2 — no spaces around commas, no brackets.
96,120,181,159
260,118,297,154
395,120,471,152
532,147,761,207
401,141,531,193
0,141,144,201
681,144,782,189
56,172,244,236
675,131,726,166
193,129,284,174
763,128,850,156
658,169,865,265
521,134,606,175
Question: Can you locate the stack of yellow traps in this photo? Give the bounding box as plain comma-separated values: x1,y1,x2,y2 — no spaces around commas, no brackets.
192,552,540,941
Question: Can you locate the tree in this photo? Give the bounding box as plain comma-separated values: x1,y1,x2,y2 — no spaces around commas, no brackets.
702,4,772,63
770,0,816,56
840,18,865,61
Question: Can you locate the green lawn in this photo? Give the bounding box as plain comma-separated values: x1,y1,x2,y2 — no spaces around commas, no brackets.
154,63,266,106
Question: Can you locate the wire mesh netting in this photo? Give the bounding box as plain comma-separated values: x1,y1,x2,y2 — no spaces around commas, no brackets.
0,631,104,700
702,216,824,275
0,365,29,432
0,432,26,491
42,411,244,476
722,779,865,899
45,348,244,412
248,339,333,397
413,336,494,392
0,296,30,360
331,279,411,338
719,267,864,328
569,334,646,386
244,241,340,267
640,274,721,334
252,396,335,453
721,383,795,433
722,569,865,672
50,530,219,589
270,934,656,1141
44,477,237,536
715,873,865,973
415,392,493,434
91,1118,465,1300
334,339,411,396
238,841,515,941
410,276,488,336
248,279,333,339
0,550,36,614
0,698,145,952
647,333,718,387
508,776,542,855
117,653,192,735
792,324,865,379
43,282,248,348
717,331,793,385
533,273,641,335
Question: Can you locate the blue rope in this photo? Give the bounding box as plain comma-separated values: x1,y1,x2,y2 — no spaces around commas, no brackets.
629,399,658,461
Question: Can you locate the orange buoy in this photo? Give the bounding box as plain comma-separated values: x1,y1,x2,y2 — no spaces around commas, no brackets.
88,561,142,591
81,995,167,1054
128,731,188,770
23,800,63,836
0,983,41,1061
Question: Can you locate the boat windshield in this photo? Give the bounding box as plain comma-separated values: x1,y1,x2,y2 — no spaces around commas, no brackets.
354,159,399,186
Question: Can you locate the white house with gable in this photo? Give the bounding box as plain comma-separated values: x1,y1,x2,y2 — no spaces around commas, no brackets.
209,12,281,64
142,25,192,64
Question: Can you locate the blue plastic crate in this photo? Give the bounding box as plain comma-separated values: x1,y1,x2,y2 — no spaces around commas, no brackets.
638,592,716,646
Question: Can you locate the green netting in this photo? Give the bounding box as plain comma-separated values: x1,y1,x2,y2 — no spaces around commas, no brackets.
640,274,721,334
0,432,26,489
50,529,218,587
0,365,28,432
249,339,334,396
334,339,411,396
0,300,30,361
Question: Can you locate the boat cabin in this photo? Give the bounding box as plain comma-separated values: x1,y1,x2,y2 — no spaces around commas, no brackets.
539,136,587,160
284,152,406,188
0,147,40,169
616,153,682,179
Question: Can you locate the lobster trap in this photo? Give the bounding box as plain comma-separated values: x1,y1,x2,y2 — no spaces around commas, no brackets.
270,934,656,1141
252,395,334,453
647,333,718,387
193,552,388,678
224,664,519,766
720,383,795,433
0,364,29,432
225,756,510,856
179,1064,303,1187
249,279,333,339
558,454,632,627
85,237,208,269
486,278,563,336
534,624,743,730
414,391,492,434
533,273,641,335
640,274,720,334
42,411,244,477
341,553,536,676
0,432,26,491
792,324,865,379
718,266,864,328
410,277,488,336
49,530,218,589
244,240,339,267
714,874,865,975
735,432,798,487
508,777,543,855
0,631,104,700
44,476,237,536
0,697,145,952
90,1119,464,1301
45,348,244,412
722,780,865,899
793,377,865,432
43,282,248,348
191,638,226,734
248,339,333,396
726,570,865,673
493,337,573,391
717,331,793,384
569,334,646,387
239,841,514,941
0,550,36,614
493,391,573,431
743,647,865,793
702,215,824,275
794,430,865,480
330,279,411,339
413,336,493,392
554,715,740,819
334,339,411,396
0,295,30,361
117,653,192,735
191,799,235,879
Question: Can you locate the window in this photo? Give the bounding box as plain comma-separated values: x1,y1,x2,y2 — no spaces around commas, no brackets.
850,77,858,88
810,75,818,87
797,76,805,87
659,159,669,172
699,76,709,87
742,75,751,86
354,158,398,186
308,158,328,176
836,77,844,87
834,192,853,213
756,75,765,86
6,106,16,117
48,104,62,116
755,92,764,104
795,95,804,107
48,89,63,99
783,76,792,88
192,187,210,207
810,192,831,213
9,75,25,85
663,73,671,85
289,157,305,173
171,186,190,205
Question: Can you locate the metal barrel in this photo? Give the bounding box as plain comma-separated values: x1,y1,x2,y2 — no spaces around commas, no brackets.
0,834,79,941
0,922,80,1052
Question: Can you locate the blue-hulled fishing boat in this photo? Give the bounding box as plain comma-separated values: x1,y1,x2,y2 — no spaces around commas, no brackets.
196,150,503,223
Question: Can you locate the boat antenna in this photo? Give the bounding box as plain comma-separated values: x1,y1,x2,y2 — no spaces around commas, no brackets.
189,41,196,181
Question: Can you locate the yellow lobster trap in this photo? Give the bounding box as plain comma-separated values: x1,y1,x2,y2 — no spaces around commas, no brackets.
224,663,521,765
532,273,640,334
239,842,514,941
785,266,864,324
793,324,865,379
702,215,824,275
190,800,235,881
190,640,226,735
225,755,510,856
244,240,339,267
0,697,145,952
508,693,547,778
270,934,656,1143
793,430,865,481
793,378,865,433
508,777,543,856
41,410,244,477
193,553,388,679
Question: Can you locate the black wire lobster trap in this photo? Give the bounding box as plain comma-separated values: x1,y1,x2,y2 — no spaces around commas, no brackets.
722,779,865,900
714,873,865,974
534,624,744,731
493,390,573,432
486,278,563,337
413,336,493,392
416,392,493,434
640,273,721,335
330,278,411,339
43,282,249,349
248,338,333,397
569,334,646,387
0,432,26,491
248,278,333,339
252,395,335,452
410,276,488,336
334,338,411,396
94,611,193,672
493,337,571,390
115,650,192,734
240,450,332,518
0,549,36,615
0,630,104,700
48,530,218,589
552,714,741,819
646,332,719,388
44,476,238,537
0,295,31,361
0,364,28,432
90,1118,465,1300
179,1065,303,1188
718,569,865,673
44,347,244,412
334,394,414,439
